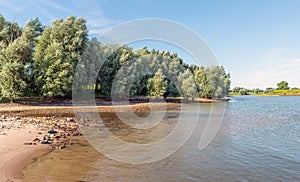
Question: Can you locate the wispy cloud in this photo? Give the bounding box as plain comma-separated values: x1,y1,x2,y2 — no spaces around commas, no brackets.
27,0,56,21
0,0,22,12
35,0,71,13
79,0,119,35
251,49,300,88
0,0,118,36
121,2,138,16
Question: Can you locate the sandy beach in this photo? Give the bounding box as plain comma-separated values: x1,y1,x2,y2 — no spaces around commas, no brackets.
0,119,50,181
0,99,217,181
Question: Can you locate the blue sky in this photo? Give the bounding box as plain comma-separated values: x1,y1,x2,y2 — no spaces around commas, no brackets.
1,0,300,89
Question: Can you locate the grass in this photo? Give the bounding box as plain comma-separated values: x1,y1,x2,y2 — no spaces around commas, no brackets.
229,89,300,96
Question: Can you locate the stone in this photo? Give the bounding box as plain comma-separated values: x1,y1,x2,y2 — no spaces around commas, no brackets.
66,117,74,122
40,140,48,144
48,128,56,134
33,138,40,142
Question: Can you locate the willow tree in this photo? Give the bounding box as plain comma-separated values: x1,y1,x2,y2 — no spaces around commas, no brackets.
147,68,167,98
179,69,198,100
0,37,31,101
33,16,88,97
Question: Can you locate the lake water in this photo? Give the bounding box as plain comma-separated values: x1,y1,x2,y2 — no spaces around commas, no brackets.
24,96,300,181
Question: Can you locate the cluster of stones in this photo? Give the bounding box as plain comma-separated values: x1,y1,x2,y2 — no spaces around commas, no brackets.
0,115,82,150
35,117,82,149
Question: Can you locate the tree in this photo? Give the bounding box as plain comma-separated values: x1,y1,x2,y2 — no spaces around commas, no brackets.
74,38,111,93
180,69,198,100
97,45,133,95
239,88,248,95
0,37,31,101
33,16,88,97
291,87,299,90
205,66,228,99
22,18,43,93
253,88,263,94
0,16,22,48
147,69,167,98
277,81,289,90
194,67,210,98
232,87,243,93
38,42,73,97
265,87,275,92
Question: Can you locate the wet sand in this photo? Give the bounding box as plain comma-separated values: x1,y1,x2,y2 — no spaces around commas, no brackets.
0,121,51,181
0,99,217,180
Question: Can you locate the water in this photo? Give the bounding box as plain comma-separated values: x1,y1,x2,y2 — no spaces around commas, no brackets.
24,96,300,181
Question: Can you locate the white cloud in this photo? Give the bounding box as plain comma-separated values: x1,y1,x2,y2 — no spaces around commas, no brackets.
249,49,300,88
35,0,71,13
0,0,22,12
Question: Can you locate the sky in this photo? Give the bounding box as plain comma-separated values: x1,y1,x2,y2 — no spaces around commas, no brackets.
0,0,300,89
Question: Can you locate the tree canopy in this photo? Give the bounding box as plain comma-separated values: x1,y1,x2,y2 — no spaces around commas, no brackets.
0,14,231,101
277,81,290,90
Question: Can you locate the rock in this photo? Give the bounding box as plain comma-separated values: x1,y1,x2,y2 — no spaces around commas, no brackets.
40,140,48,144
66,117,74,122
48,128,57,134
33,138,40,142
24,142,33,145
38,132,42,134
42,135,48,141
59,142,66,149
50,133,56,139
72,130,80,136
15,116,21,120
1,115,5,119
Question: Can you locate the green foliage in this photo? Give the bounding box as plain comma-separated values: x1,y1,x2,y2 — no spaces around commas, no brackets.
33,16,88,97
194,67,209,98
239,88,248,95
147,68,167,98
180,69,198,100
0,15,22,48
253,88,263,94
0,62,27,101
277,81,290,90
39,42,73,96
204,66,230,99
0,24,31,101
0,14,231,100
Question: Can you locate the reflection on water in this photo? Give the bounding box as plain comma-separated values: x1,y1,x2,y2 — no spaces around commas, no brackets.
25,97,300,181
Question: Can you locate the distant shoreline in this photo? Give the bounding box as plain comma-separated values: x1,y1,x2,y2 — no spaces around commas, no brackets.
229,94,300,97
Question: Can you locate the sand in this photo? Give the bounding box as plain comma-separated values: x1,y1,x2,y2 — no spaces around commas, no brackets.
0,99,218,180
0,121,50,181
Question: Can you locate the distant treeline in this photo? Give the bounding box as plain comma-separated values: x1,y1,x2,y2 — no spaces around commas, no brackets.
230,81,300,96
0,15,230,101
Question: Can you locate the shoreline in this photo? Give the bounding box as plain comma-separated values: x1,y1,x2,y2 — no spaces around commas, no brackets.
0,100,222,180
0,115,82,181
0,121,51,181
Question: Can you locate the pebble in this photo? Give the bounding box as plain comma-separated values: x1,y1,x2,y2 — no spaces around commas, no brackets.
66,117,74,122
2,115,82,150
